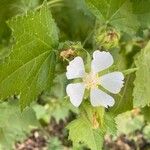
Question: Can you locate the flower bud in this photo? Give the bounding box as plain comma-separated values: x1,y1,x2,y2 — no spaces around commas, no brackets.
94,26,120,50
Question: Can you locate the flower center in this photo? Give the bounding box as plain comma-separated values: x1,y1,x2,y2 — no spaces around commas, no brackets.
83,72,99,89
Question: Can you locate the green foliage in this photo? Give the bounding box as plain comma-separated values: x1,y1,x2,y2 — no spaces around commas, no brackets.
0,100,39,149
0,2,59,110
47,137,63,150
14,0,40,13
0,0,18,41
106,47,136,116
110,74,134,115
67,116,105,150
143,125,150,140
0,0,40,42
67,102,116,150
116,111,144,135
33,99,77,123
33,73,78,123
53,0,95,42
142,106,150,122
0,45,10,62
0,0,150,149
85,0,150,34
133,41,150,107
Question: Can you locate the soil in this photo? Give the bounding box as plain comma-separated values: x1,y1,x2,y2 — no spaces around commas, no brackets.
15,130,47,150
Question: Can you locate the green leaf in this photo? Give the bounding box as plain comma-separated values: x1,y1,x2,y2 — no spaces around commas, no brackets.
33,74,78,123
33,100,72,123
104,113,117,135
0,0,40,42
133,41,150,107
67,116,105,150
143,124,150,140
53,0,94,42
67,102,117,150
116,111,144,135
0,0,18,41
0,100,39,149
142,106,150,122
0,2,59,109
85,0,127,22
131,0,150,29
14,0,40,13
109,74,134,115
85,0,150,34
47,137,63,150
0,45,11,63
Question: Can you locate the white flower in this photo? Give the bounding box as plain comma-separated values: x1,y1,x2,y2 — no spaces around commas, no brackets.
66,50,124,108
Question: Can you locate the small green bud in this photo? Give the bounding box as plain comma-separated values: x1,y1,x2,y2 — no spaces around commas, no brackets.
94,26,120,50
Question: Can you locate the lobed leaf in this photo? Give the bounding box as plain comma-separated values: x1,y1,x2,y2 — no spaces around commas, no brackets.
67,102,117,150
0,2,59,110
67,116,104,150
109,74,134,116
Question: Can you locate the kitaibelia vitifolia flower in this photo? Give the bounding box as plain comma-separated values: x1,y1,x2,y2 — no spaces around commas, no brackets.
66,50,124,108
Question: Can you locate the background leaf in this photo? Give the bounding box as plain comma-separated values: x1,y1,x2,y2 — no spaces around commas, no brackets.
0,100,39,149
142,106,150,122
85,0,150,34
116,111,144,135
52,0,95,42
133,41,150,107
0,0,40,43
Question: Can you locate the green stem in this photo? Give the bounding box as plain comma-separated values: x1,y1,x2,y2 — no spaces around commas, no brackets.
82,30,95,47
122,67,138,75
36,0,63,10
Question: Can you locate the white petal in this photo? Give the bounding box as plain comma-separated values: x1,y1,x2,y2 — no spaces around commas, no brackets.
99,72,124,94
91,50,114,73
90,88,115,108
66,83,85,107
66,57,85,79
